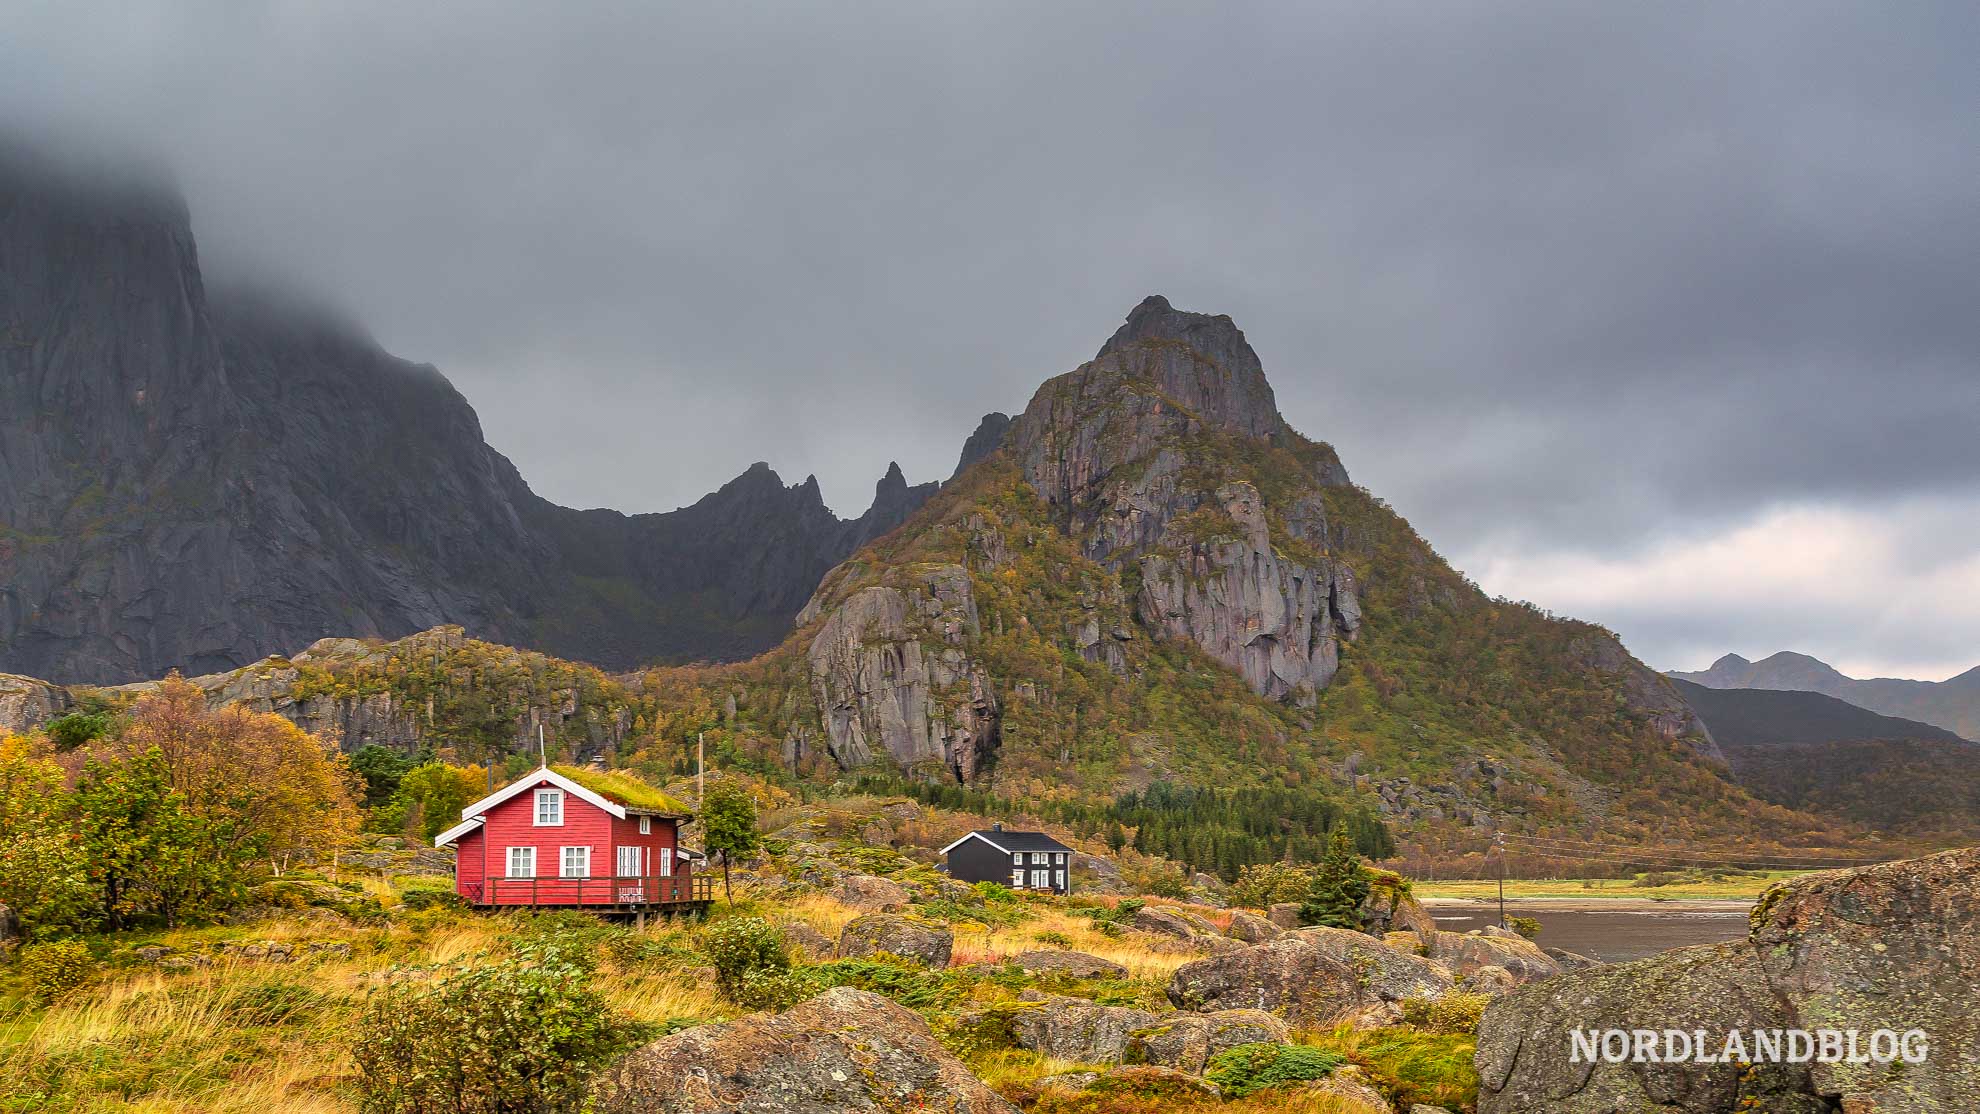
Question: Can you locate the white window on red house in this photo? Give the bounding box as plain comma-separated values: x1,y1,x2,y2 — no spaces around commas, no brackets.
535,788,563,826
507,846,536,878
660,847,674,876
639,816,651,835
617,845,641,878
561,846,590,877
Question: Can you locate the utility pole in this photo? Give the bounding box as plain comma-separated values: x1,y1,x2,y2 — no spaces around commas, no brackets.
697,732,705,810
1494,833,1507,929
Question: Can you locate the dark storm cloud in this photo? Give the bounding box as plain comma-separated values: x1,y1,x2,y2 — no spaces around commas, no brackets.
4,2,1975,675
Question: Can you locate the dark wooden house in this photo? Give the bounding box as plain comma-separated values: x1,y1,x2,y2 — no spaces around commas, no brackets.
941,824,1074,894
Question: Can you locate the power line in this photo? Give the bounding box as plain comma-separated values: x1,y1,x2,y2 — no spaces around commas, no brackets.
1498,833,1882,861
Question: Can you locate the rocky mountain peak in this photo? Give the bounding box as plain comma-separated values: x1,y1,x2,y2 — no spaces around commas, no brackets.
951,412,1012,478
1089,294,1281,439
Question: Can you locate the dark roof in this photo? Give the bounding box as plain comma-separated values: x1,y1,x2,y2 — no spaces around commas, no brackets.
957,829,1073,853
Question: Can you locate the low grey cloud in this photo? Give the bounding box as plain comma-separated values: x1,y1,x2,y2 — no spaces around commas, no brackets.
3,2,1974,677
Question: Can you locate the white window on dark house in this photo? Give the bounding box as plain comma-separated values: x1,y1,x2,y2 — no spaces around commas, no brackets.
535,788,563,826
1030,869,1048,888
639,816,652,835
1033,851,1048,865
507,846,536,878
1055,870,1066,889
561,846,590,877
1011,868,1025,887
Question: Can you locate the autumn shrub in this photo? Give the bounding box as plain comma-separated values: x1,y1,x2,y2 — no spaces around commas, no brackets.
1228,861,1314,908
1506,915,1541,939
1206,1042,1345,1098
1398,991,1489,1034
17,939,96,1003
353,953,646,1113
700,916,797,1007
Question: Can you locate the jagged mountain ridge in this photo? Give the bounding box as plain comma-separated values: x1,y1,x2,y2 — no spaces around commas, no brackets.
0,145,933,683
1670,651,1980,741
3,286,1861,849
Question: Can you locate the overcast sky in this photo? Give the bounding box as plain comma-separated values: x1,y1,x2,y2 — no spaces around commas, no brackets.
5,2,1975,680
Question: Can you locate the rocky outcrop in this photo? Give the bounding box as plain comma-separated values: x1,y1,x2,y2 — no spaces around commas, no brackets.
1223,910,1282,944
1126,1009,1290,1074
1360,879,1438,943
592,987,1014,1113
804,565,1000,782
1476,847,1980,1113
836,914,954,968
1012,997,1160,1064
1166,927,1454,1026
829,873,912,912
0,673,69,733
1427,930,1561,987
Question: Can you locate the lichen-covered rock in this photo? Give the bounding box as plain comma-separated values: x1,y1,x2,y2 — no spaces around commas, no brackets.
780,921,835,961
1542,946,1600,971
592,986,1015,1113
1224,910,1282,944
830,873,911,912
1011,996,1159,1064
1360,880,1438,944
1166,927,1453,1026
805,565,1000,781
836,914,953,968
1267,902,1303,930
1298,1073,1393,1113
1131,906,1200,940
1127,1009,1289,1074
1427,929,1561,986
1476,847,1980,1113
1460,964,1517,997
1012,950,1127,980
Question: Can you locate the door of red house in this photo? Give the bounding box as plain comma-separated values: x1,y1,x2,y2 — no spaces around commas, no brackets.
617,845,643,901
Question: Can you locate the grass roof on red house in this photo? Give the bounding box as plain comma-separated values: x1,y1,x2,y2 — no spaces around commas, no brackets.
549,765,693,817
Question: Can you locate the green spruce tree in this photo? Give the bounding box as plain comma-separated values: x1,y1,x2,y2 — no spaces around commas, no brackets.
1298,825,1371,930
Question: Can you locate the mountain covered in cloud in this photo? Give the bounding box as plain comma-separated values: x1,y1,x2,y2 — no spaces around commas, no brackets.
0,144,934,683
1670,651,1980,741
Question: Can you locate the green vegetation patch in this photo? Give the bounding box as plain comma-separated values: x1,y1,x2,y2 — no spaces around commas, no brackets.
551,764,693,815
1204,1042,1344,1097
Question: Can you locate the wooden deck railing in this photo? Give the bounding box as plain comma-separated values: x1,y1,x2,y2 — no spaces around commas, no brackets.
465,873,712,907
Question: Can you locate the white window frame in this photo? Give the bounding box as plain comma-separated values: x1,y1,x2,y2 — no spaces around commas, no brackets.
1055,869,1066,889
534,788,564,826
1033,851,1048,865
616,845,641,878
638,816,651,835
507,846,536,878
659,847,674,876
1030,869,1048,888
1011,868,1025,887
561,845,590,878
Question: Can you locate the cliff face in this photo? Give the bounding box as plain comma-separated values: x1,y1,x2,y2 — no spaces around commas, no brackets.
0,148,931,683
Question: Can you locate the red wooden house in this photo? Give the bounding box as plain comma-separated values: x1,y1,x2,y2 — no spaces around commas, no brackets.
434,765,711,918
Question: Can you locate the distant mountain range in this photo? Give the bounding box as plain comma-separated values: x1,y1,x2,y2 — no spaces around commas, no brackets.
1669,651,1980,741
1674,679,1980,838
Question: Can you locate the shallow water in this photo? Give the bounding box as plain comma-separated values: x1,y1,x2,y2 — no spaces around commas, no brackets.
1429,903,1750,963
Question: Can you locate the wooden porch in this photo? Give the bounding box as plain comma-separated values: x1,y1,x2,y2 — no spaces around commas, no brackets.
464,873,714,919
